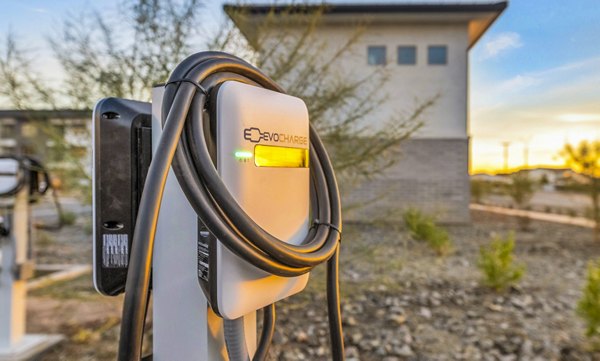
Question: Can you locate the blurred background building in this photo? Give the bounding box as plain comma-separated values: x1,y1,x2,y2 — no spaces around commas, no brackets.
0,110,90,183
226,2,507,223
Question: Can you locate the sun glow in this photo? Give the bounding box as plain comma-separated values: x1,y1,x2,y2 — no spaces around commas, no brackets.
558,113,600,122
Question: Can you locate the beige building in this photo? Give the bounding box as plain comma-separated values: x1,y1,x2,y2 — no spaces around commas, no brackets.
225,2,507,223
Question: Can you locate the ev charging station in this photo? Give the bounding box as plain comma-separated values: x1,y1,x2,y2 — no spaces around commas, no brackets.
93,52,344,361
0,157,62,360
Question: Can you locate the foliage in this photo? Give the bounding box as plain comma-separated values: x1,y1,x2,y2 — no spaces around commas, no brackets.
577,259,600,338
477,233,525,292
403,208,452,256
559,141,600,240
505,172,537,230
1,1,436,210
506,172,536,208
60,211,78,226
470,179,489,204
0,0,203,201
219,5,436,193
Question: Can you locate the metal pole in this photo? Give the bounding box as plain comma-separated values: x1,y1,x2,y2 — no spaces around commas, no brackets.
0,162,62,361
151,87,256,360
0,188,28,351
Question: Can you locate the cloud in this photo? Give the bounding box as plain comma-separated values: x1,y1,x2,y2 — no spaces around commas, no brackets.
480,32,523,59
495,74,540,93
28,7,48,14
557,113,600,123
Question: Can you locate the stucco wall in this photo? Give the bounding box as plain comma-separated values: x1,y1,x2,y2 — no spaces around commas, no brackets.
259,19,472,222
308,22,469,139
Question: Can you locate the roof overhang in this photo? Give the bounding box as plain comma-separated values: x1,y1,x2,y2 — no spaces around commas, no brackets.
224,2,508,49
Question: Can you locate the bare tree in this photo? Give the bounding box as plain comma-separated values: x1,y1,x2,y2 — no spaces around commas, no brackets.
560,140,600,240
1,1,436,212
219,6,437,209
0,0,204,201
48,0,204,107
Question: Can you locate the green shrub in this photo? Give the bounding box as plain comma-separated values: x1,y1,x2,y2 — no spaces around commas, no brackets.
402,208,452,256
60,211,77,226
36,230,55,246
470,179,488,204
577,260,600,338
506,173,536,209
477,233,525,291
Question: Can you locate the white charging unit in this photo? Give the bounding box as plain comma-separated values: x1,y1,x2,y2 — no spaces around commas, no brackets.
151,81,311,359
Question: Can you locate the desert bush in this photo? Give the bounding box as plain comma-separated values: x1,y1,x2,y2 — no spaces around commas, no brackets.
402,208,452,256
477,233,525,291
506,173,536,208
559,141,600,241
470,179,488,204
36,230,55,246
577,259,600,338
60,211,77,226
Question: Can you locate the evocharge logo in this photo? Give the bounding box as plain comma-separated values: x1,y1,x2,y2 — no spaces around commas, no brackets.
243,127,308,146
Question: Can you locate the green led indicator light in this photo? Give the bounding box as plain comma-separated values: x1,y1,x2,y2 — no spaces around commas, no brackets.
234,151,253,159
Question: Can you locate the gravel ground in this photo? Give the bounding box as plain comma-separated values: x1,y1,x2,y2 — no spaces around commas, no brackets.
26,210,600,360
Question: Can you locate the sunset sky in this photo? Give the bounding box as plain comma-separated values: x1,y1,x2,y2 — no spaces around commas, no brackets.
1,0,599,174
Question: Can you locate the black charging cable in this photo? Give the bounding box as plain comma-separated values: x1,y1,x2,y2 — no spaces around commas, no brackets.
118,51,344,361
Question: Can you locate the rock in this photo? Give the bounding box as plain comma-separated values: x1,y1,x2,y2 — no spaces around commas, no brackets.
467,310,479,319
487,303,503,312
344,316,358,327
345,346,360,359
420,307,432,319
479,338,494,350
465,326,476,336
511,295,533,309
395,344,414,357
350,332,363,344
520,339,533,356
293,330,308,343
387,313,407,325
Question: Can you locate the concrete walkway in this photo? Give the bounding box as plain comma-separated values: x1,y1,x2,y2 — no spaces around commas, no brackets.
470,203,595,229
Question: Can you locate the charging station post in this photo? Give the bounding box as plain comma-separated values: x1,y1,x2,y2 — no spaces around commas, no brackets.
150,86,239,360
0,158,62,361
93,52,344,361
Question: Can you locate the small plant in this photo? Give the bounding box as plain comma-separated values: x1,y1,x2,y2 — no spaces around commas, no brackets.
477,233,525,291
402,208,452,256
36,230,55,246
59,211,77,226
577,259,600,338
470,179,488,204
506,173,537,230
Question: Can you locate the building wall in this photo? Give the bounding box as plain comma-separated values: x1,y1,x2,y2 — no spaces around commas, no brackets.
306,22,470,139
344,138,471,224
303,21,472,222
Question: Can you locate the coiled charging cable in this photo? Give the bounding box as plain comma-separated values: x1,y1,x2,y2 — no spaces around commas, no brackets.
118,51,344,361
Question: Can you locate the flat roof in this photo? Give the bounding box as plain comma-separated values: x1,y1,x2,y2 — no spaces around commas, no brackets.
224,2,508,15
0,109,90,120
224,2,508,49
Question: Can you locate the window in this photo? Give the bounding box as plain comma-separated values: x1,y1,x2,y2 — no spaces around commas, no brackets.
367,46,386,66
397,46,417,65
428,45,447,65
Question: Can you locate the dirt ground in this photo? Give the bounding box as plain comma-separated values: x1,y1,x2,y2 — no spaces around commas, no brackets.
26,210,600,360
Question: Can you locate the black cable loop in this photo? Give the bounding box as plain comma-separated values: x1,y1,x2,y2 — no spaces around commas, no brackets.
119,51,345,361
